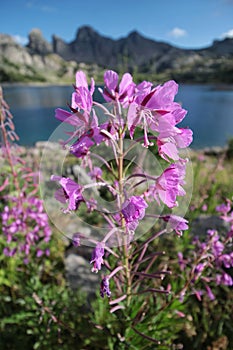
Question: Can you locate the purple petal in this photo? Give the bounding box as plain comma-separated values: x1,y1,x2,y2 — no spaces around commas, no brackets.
51,176,84,211
51,175,62,182
70,135,95,158
172,106,188,124
54,188,67,204
119,72,133,95
127,103,141,137
174,129,193,148
157,141,179,161
75,71,88,89
55,108,82,127
147,80,178,109
72,87,93,112
134,81,153,104
104,70,118,91
90,242,105,272
205,285,215,300
122,196,148,229
100,276,111,298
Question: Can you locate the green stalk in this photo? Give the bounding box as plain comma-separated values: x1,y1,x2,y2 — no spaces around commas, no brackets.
118,129,132,306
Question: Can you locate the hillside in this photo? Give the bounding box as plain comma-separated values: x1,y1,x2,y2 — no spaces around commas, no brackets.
0,26,233,83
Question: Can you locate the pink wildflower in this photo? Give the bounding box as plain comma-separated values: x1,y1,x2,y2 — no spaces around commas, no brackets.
147,161,186,208
72,233,81,247
70,122,117,158
121,196,148,231
205,285,215,300
90,242,105,273
161,214,189,236
100,276,111,298
100,70,135,106
51,175,84,213
72,71,95,112
127,79,192,153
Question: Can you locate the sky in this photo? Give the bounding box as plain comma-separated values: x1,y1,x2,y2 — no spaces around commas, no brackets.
1,0,233,49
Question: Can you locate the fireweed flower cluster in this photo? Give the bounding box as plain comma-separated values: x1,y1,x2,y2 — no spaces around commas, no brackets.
2,195,51,262
51,70,192,308
0,86,52,263
177,198,233,301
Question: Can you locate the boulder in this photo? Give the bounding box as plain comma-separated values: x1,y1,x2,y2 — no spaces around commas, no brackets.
65,253,99,293
191,214,229,237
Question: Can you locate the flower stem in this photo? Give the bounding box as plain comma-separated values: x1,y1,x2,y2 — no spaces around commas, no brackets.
118,129,132,305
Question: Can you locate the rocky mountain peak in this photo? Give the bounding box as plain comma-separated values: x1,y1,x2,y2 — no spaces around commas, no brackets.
128,30,144,39
0,34,16,45
75,25,101,41
210,37,233,55
27,28,52,55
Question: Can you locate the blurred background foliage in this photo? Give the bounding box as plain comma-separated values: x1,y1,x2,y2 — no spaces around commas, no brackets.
1,139,233,349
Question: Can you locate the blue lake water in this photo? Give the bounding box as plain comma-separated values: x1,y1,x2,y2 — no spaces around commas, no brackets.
2,84,233,149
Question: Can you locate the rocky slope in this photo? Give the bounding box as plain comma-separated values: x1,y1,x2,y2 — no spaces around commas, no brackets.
1,26,233,83
0,29,100,83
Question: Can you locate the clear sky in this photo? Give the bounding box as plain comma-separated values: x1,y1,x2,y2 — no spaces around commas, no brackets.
1,0,233,49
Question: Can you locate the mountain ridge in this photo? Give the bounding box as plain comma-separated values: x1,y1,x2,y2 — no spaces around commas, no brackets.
1,25,233,83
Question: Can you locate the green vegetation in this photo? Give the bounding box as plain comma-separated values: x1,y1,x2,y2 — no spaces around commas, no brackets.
170,58,233,84
1,54,233,85
0,58,47,83
189,149,233,215
1,146,233,349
